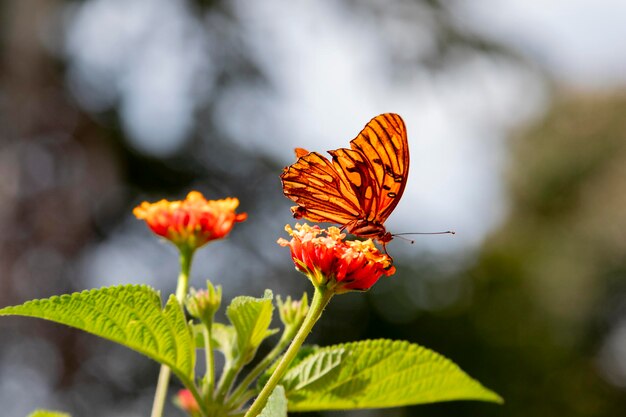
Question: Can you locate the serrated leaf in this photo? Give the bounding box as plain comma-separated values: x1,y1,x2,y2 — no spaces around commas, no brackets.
27,410,71,417
227,290,277,364
0,285,195,380
284,339,502,411
282,348,344,391
257,344,320,390
258,385,287,417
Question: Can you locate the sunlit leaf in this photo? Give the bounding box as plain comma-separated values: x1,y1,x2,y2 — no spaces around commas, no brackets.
0,285,195,381
284,339,502,411
227,290,277,364
257,344,320,390
281,348,344,391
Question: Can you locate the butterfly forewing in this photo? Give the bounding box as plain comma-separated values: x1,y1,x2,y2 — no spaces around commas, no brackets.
350,113,408,221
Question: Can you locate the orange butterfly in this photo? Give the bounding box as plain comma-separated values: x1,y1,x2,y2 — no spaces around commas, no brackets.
281,113,408,246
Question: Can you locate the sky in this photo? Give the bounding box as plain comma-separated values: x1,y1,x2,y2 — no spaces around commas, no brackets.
457,0,626,88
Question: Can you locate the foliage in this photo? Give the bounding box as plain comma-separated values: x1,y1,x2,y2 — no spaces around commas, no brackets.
0,285,195,382
226,290,277,365
281,340,501,411
258,386,287,417
1,283,500,416
27,411,71,417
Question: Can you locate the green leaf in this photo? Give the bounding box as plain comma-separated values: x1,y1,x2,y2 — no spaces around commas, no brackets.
226,290,277,364
258,385,287,417
257,344,320,390
27,410,71,417
0,285,195,381
281,347,344,391
283,339,503,411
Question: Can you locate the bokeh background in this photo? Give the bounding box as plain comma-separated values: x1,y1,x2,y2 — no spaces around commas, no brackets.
2,0,626,416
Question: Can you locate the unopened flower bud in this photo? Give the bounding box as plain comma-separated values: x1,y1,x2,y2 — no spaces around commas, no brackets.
277,293,309,331
185,281,222,326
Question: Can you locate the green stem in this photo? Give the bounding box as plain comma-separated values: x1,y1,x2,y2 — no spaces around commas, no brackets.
215,358,243,404
244,287,334,417
180,374,211,417
203,323,216,397
150,247,195,417
229,389,256,412
226,329,292,408
150,366,172,417
175,247,193,301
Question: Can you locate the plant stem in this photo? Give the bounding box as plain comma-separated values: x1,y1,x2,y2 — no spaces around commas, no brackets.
215,358,242,403
226,330,292,408
175,247,193,302
150,247,194,417
244,287,333,417
181,375,210,417
203,324,216,397
229,389,256,412
150,366,172,417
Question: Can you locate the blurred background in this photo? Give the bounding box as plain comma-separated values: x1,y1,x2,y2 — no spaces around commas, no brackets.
1,0,626,416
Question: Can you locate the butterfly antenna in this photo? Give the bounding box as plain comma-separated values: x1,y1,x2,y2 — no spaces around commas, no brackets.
393,230,456,240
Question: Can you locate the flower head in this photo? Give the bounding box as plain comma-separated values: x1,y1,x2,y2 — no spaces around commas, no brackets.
277,224,395,293
134,191,247,251
174,389,200,415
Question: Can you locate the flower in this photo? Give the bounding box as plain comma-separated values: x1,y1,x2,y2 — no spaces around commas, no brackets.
174,389,200,414
133,191,247,251
277,224,395,293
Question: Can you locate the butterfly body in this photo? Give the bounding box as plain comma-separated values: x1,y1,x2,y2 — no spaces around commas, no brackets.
291,205,393,243
281,113,408,246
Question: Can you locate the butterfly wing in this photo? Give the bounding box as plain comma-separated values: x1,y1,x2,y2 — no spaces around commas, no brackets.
281,150,364,225
337,112,408,223
281,113,408,233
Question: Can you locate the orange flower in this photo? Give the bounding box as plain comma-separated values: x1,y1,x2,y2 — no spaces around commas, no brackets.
134,191,247,251
277,224,395,293
175,389,200,414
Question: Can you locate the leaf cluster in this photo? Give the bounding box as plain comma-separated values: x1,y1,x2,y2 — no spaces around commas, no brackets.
0,285,501,417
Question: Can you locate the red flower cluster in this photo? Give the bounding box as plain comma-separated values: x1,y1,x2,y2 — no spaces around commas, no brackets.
134,191,247,251
278,224,395,293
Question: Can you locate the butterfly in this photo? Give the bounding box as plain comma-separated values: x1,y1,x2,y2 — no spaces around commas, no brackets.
280,113,408,246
